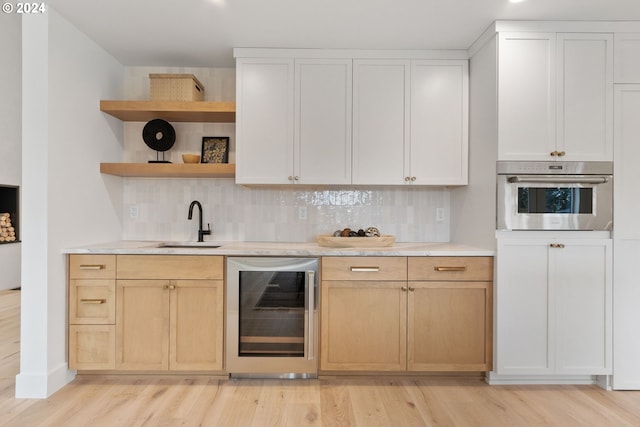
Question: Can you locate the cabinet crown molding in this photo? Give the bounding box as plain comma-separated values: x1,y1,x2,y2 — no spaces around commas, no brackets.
233,48,468,60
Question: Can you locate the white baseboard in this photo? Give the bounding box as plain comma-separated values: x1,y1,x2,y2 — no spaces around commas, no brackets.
15,363,76,398
485,372,598,386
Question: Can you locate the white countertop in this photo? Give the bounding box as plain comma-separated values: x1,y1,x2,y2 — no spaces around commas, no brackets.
63,240,494,257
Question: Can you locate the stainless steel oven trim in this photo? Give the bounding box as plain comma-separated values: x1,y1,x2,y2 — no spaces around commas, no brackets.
226,257,319,378
497,161,613,231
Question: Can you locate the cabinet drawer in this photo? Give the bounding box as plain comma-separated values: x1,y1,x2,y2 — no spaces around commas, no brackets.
322,257,407,280
408,257,493,281
69,255,116,279
69,324,116,370
69,279,116,324
117,255,224,280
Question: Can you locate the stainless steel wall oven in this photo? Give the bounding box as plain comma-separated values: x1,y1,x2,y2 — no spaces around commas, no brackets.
226,257,318,378
497,161,613,231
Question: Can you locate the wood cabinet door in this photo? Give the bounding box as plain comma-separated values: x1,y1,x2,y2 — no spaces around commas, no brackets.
320,280,407,371
352,59,410,185
116,280,170,370
410,60,468,185
295,59,352,185
498,32,556,161
235,58,294,184
407,281,492,371
556,33,613,161
170,280,224,371
69,325,115,370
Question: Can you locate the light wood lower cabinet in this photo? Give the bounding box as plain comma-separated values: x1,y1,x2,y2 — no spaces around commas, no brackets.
320,256,493,372
68,254,224,372
116,278,223,371
68,255,117,370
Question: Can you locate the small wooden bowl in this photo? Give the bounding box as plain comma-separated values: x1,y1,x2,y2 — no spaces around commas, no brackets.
316,235,396,248
182,154,201,164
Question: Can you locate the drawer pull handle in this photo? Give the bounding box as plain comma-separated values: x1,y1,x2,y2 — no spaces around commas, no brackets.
550,243,566,249
80,299,106,304
79,265,105,270
350,266,380,272
434,266,467,272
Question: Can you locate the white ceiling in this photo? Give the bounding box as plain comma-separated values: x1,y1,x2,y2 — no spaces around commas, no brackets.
48,0,640,68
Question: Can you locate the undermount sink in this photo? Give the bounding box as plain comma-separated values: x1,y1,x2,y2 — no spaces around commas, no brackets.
159,242,222,249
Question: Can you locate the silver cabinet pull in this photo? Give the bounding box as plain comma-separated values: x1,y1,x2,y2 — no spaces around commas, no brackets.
350,266,380,272
80,298,106,304
307,270,315,361
508,176,608,184
434,266,466,272
79,265,105,270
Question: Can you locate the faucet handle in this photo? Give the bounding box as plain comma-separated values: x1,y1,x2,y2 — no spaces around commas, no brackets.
204,223,212,235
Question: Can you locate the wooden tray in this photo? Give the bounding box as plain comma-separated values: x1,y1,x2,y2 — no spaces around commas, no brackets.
316,235,396,248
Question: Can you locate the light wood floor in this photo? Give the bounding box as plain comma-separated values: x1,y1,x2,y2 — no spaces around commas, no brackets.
2,289,640,426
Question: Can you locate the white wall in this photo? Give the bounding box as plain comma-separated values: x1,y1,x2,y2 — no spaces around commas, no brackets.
17,9,124,398
0,11,22,291
450,35,498,249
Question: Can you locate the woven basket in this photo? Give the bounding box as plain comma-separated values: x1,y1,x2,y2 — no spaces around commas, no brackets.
149,74,205,101
316,235,396,248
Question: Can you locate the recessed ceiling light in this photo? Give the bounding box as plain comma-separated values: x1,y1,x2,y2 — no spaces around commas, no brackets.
509,0,526,3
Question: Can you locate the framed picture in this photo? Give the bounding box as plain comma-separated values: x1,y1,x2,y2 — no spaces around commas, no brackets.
201,137,229,164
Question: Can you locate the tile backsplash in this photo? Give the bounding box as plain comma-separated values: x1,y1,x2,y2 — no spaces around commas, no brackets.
122,66,451,243
123,178,450,242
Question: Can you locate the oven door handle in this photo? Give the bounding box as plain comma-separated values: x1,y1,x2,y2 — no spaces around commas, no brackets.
307,270,315,361
507,176,609,184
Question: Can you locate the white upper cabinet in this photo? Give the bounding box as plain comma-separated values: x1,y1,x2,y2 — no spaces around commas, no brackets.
235,49,469,186
235,58,294,184
499,33,556,161
498,32,613,161
295,59,352,185
614,33,640,83
556,33,613,161
352,59,469,185
410,60,468,185
236,58,351,185
352,60,410,185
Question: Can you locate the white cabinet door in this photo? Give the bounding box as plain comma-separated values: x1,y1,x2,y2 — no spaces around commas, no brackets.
613,84,640,389
497,239,552,374
295,59,352,185
236,58,294,184
498,32,613,161
498,33,556,161
410,60,468,185
614,33,640,83
352,60,410,185
496,237,612,376
556,33,613,161
553,240,611,374
614,85,640,239
613,239,640,389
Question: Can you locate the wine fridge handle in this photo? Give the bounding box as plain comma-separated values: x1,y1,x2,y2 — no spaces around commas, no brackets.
307,270,315,361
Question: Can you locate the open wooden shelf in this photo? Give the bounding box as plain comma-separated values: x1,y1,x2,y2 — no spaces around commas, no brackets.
100,100,236,122
100,163,236,178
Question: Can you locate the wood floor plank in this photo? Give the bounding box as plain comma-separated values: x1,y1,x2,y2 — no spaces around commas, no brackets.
3,290,640,426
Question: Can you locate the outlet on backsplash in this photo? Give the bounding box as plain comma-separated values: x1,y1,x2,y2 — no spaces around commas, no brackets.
298,207,307,220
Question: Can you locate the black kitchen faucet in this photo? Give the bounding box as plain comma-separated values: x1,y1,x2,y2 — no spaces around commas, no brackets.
188,200,211,242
